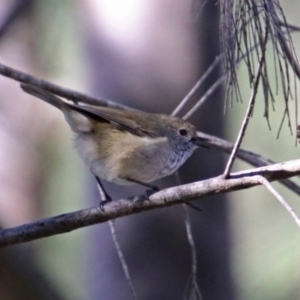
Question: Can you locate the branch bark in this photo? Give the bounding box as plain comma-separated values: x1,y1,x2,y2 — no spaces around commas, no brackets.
258,176,300,228
1,158,300,247
198,131,300,195
0,62,129,109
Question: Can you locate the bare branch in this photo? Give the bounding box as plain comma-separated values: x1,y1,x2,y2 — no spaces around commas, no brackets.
0,62,129,109
109,221,137,300
172,54,223,117
97,180,137,299
183,75,225,120
183,204,202,300
224,47,266,177
258,176,300,228
175,172,202,300
198,131,300,196
191,0,209,20
279,22,300,32
1,158,300,247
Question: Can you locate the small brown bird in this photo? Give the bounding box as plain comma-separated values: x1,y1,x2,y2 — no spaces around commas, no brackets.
21,84,209,204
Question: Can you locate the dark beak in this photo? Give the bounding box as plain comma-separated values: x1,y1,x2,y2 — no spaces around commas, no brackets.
190,136,210,148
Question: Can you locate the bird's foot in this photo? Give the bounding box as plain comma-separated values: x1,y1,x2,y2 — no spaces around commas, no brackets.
132,188,159,203
99,196,112,211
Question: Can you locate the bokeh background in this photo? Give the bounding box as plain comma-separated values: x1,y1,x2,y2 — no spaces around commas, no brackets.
0,0,300,299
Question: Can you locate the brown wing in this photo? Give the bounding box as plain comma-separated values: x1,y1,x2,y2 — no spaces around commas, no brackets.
76,105,158,138
21,84,158,138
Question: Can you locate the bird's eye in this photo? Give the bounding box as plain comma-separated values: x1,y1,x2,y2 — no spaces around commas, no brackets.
179,129,187,136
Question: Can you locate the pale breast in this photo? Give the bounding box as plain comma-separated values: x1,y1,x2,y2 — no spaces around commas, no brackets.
73,130,194,185
74,133,99,165
115,135,193,183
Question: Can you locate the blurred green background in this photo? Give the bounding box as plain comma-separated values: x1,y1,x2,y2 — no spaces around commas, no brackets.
0,1,300,299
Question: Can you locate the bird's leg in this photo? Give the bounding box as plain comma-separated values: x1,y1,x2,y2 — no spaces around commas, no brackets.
125,177,159,201
125,177,159,191
124,178,201,210
95,176,112,209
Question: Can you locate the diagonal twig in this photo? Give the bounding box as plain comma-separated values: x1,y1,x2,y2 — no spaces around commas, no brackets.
182,204,202,300
258,176,300,228
96,183,137,300
0,62,129,109
223,48,266,177
172,54,223,117
175,172,202,300
108,221,137,300
197,131,300,196
183,75,225,120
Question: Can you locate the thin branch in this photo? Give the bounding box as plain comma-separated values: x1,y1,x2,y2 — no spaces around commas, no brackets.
223,49,266,177
175,172,202,300
109,221,137,300
197,131,300,196
191,0,209,20
258,176,300,228
172,54,223,117
1,158,300,246
183,204,202,300
183,75,225,120
279,21,300,32
97,182,137,300
0,62,129,109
